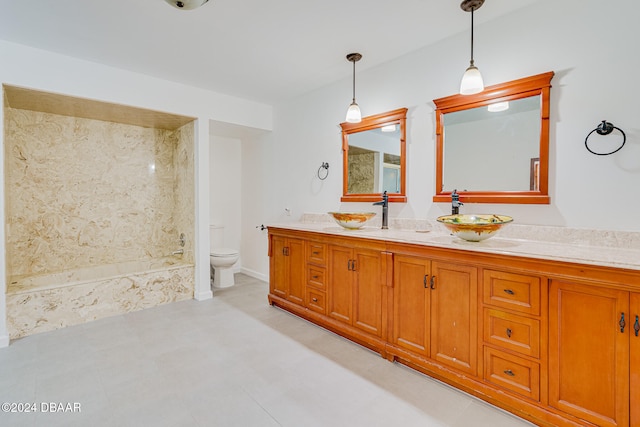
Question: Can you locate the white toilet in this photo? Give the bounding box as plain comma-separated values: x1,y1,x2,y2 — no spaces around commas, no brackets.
209,225,240,288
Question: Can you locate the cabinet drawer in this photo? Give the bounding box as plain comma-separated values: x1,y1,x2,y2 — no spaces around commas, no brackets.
306,288,326,314
483,270,541,316
483,309,540,358
307,242,327,265
307,266,326,290
484,347,540,401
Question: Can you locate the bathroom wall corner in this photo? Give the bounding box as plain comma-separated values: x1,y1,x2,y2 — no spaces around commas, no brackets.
194,118,212,300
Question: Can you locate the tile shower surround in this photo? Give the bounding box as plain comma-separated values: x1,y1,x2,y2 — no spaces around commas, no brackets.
4,108,195,277
4,106,195,338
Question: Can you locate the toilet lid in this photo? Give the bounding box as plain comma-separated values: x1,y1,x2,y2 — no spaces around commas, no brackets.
210,248,238,256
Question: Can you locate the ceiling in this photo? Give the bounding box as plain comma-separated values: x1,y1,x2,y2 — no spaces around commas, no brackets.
0,0,542,105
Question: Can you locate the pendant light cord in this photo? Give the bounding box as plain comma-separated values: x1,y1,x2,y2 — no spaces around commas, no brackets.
470,7,475,66
352,60,356,103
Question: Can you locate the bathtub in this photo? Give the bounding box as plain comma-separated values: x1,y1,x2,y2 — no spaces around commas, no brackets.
6,257,194,339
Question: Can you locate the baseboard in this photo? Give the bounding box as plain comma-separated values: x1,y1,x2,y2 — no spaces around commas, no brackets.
194,289,213,301
240,267,267,282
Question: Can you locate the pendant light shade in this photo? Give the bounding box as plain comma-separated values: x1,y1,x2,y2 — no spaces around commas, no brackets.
459,0,485,95
346,102,361,123
164,0,209,10
345,53,362,123
460,64,484,95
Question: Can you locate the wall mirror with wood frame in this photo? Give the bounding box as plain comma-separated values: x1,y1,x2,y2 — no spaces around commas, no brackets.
433,72,554,204
340,108,408,202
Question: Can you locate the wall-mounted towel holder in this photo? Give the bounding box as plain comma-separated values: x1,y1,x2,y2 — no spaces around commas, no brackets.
585,120,626,155
317,162,329,180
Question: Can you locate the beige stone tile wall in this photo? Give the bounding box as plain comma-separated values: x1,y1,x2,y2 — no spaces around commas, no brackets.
4,108,194,278
6,264,195,339
172,122,195,264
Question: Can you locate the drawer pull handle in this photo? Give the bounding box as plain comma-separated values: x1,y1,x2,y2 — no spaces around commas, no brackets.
620,312,626,333
634,315,639,337
506,328,512,338
312,275,319,279
503,369,515,377
503,289,515,295
312,251,320,255
312,298,318,302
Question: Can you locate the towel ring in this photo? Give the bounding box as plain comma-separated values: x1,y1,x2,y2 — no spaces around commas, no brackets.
317,162,329,180
585,120,626,156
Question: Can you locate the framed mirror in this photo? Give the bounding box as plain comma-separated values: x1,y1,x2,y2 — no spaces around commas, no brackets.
433,72,554,204
340,108,408,202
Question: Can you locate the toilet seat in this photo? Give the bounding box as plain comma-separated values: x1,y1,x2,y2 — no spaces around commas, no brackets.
210,248,239,257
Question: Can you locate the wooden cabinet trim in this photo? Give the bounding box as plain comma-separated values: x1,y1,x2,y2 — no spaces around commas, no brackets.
307,265,326,290
548,281,630,427
484,347,540,401
268,228,640,427
483,308,541,358
307,241,327,266
483,269,541,316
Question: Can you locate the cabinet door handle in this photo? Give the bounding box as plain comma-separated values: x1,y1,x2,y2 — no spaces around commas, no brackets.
503,289,515,295
312,297,318,302
351,260,356,272
619,312,626,333
423,275,429,288
634,315,639,337
506,328,512,338
347,260,353,271
283,247,289,256
503,369,515,377
430,276,436,289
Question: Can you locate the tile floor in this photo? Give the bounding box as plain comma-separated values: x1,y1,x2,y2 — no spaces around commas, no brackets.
0,274,533,427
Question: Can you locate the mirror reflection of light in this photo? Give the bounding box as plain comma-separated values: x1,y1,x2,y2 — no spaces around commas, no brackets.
381,124,396,132
488,101,509,112
148,163,156,174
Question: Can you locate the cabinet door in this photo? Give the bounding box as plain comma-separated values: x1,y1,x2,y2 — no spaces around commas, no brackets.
430,261,478,376
352,249,384,336
549,281,629,427
270,235,288,299
631,292,640,427
286,238,306,306
392,254,431,356
328,245,353,324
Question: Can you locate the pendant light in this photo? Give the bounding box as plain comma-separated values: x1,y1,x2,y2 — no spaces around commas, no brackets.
459,0,485,95
164,0,209,10
345,53,363,123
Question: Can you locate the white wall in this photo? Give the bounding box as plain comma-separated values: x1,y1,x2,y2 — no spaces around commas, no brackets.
266,0,640,233
209,134,242,258
241,132,274,281
0,40,273,347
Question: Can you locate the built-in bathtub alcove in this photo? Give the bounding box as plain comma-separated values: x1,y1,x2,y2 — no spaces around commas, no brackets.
3,85,197,339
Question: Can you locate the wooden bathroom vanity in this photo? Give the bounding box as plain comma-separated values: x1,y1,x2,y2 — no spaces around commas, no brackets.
267,224,640,427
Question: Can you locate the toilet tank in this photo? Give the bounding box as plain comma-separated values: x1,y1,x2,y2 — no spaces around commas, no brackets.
209,225,225,249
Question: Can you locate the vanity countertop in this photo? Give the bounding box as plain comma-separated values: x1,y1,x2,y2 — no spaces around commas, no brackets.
268,222,640,272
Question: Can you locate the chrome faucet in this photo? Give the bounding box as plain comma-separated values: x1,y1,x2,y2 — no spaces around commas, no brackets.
172,249,184,255
373,191,389,229
452,189,463,215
